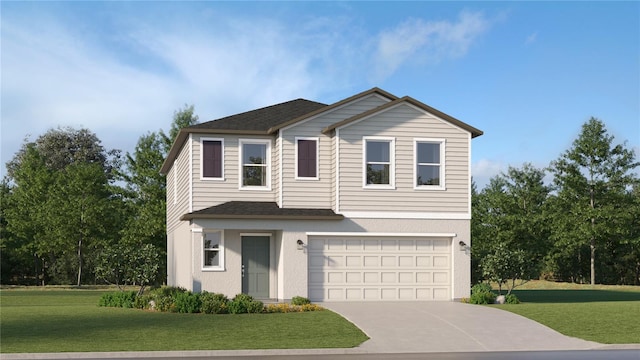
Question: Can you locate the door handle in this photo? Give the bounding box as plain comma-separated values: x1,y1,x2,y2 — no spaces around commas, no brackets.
241,264,245,278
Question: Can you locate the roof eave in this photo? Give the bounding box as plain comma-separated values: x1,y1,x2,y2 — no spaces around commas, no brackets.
180,213,345,221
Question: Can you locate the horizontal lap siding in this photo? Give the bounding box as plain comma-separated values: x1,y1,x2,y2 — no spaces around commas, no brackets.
192,134,276,211
167,141,191,232
339,104,470,213
281,95,390,209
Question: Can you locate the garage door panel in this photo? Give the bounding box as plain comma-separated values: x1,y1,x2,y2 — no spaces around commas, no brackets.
309,236,452,301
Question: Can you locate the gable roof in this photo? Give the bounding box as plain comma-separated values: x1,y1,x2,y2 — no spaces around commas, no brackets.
322,96,484,138
181,201,344,220
160,87,482,174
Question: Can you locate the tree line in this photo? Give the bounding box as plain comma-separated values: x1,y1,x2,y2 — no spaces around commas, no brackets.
1,114,638,287
0,106,198,286
472,118,640,289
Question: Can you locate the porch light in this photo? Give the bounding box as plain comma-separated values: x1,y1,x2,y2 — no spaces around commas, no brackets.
458,241,467,251
297,239,304,250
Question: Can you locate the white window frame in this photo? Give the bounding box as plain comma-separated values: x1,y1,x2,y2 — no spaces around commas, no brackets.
200,137,225,181
295,136,320,180
362,136,395,189
202,230,225,271
239,138,272,190
414,138,446,191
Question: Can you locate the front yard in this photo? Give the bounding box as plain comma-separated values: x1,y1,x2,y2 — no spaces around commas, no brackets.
0,289,368,353
494,281,640,344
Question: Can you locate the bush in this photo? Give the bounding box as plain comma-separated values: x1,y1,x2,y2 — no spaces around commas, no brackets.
291,296,311,305
200,292,229,314
469,283,496,304
175,291,202,313
133,294,152,309
505,294,520,304
98,291,137,308
264,303,324,313
148,286,188,312
228,294,264,314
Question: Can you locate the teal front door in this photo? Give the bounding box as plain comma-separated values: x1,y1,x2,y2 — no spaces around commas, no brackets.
242,236,270,298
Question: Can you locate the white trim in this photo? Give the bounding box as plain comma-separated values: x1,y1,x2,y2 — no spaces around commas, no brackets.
294,136,320,180
335,128,341,213
238,138,272,191
362,136,396,189
278,132,283,207
413,138,446,191
201,230,225,272
306,231,457,237
191,228,203,233
172,159,178,205
339,211,471,220
199,137,225,181
188,134,193,213
467,132,472,216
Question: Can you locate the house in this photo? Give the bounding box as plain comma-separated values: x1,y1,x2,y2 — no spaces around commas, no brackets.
160,88,483,302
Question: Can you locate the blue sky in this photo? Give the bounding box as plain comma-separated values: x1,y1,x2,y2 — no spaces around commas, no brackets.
2,1,638,188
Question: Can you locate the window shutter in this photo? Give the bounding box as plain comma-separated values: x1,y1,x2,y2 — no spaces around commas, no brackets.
298,140,316,178
203,140,222,178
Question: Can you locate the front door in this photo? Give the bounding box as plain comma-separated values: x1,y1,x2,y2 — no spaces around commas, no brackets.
241,235,270,298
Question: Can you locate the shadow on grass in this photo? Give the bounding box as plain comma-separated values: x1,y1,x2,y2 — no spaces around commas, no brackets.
511,289,640,303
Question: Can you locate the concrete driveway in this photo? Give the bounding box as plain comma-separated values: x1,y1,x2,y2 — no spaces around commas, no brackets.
320,301,601,353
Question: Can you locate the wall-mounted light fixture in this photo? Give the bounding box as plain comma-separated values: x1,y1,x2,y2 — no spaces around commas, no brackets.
458,240,467,251
297,239,304,250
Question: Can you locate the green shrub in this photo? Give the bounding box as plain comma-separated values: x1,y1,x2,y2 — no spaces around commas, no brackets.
98,291,137,308
175,291,201,313
470,291,496,304
469,283,496,304
505,294,520,304
471,283,493,295
133,294,152,309
291,296,311,305
200,292,229,314
228,294,264,314
148,286,188,312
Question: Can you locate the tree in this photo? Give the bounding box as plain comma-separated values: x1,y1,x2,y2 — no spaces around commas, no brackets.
471,163,551,288
117,105,198,284
549,118,639,284
3,128,122,285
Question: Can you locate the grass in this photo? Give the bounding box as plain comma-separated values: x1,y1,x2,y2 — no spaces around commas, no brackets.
0,289,368,353
491,281,640,344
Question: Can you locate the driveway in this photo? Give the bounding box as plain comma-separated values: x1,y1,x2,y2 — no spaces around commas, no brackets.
320,301,601,353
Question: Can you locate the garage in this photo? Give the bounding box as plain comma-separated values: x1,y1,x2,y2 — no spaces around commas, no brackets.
308,235,452,301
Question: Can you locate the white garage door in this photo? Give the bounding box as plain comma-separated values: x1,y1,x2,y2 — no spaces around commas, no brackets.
308,236,452,301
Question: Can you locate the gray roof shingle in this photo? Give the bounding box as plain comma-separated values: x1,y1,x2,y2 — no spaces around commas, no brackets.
188,99,327,132
181,201,344,220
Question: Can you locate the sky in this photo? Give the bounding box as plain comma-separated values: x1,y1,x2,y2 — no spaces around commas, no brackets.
1,1,639,189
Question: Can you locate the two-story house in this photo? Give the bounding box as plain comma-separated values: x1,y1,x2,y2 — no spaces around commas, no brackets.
160,87,483,302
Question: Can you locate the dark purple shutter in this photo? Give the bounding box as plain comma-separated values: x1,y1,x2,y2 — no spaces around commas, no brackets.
298,140,317,178
203,140,222,178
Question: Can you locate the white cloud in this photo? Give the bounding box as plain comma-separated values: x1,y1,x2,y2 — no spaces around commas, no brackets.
471,159,505,189
373,10,491,80
525,31,538,45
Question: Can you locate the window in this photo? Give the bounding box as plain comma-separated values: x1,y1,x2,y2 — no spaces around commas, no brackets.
296,137,318,179
201,138,224,179
239,139,271,189
415,139,445,189
203,231,224,270
363,137,395,188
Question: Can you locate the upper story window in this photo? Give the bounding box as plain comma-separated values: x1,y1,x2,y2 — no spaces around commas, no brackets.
201,138,224,180
239,139,271,190
203,231,224,271
363,137,395,188
296,137,318,180
414,138,445,190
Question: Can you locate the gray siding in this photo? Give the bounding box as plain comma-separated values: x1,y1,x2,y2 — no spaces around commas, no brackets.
280,94,390,209
191,134,276,211
338,103,470,213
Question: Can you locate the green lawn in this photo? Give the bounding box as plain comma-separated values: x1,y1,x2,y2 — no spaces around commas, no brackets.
493,283,640,344
0,289,368,353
